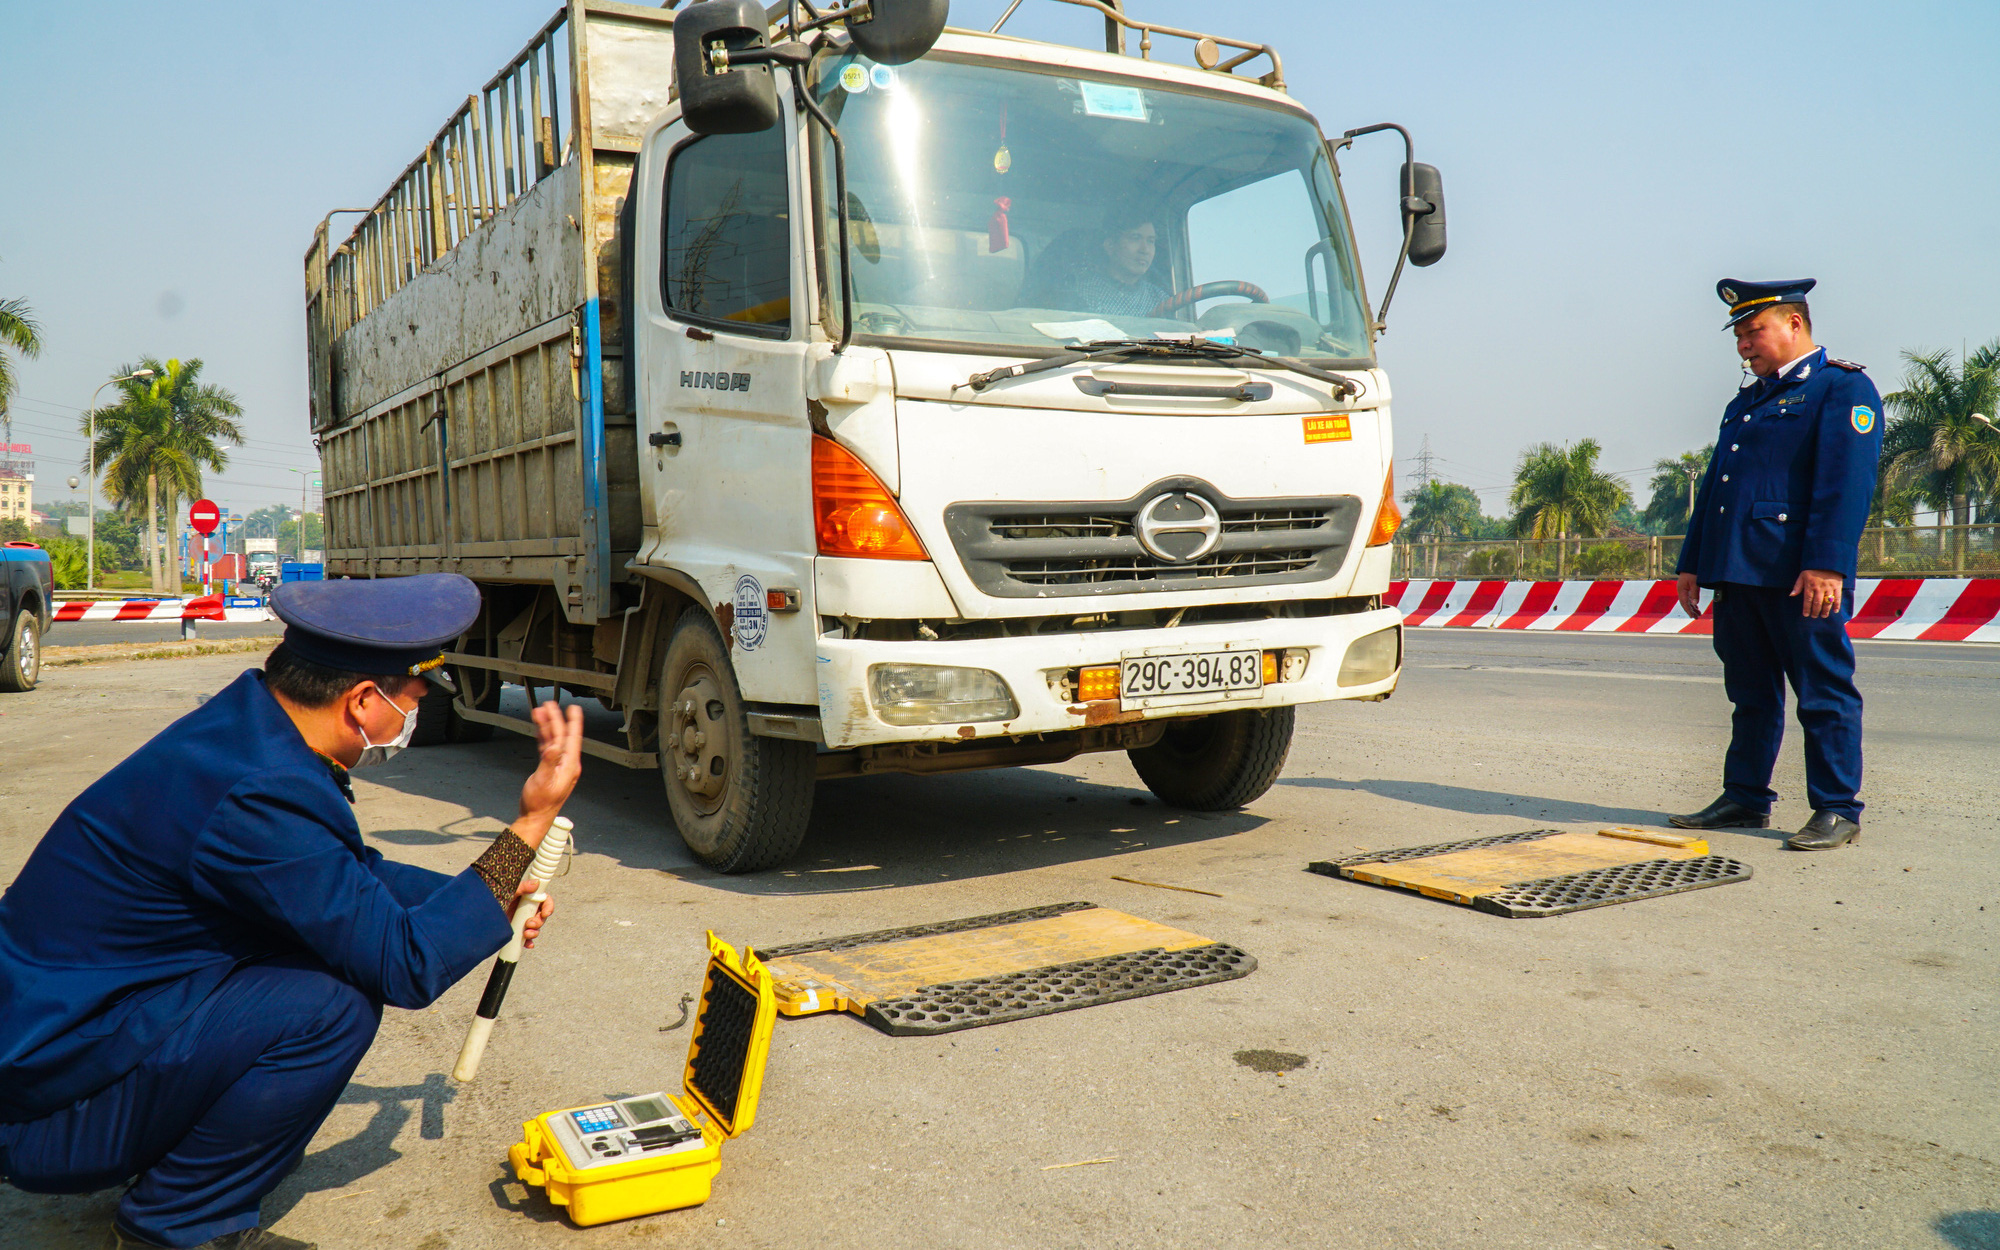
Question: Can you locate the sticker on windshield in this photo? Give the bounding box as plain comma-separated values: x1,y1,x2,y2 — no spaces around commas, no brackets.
1078,81,1149,122
1032,318,1124,343
1303,415,1352,444
733,575,768,651
840,64,869,93
869,64,895,91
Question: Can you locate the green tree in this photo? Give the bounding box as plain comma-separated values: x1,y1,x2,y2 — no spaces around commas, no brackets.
0,289,43,423
1401,479,1486,576
1508,439,1632,577
1401,480,1483,540
244,504,291,541
1642,447,1712,534
82,358,244,591
1883,342,2000,526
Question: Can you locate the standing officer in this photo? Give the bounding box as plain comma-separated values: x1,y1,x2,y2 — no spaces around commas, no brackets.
1669,279,1883,850
0,574,585,1250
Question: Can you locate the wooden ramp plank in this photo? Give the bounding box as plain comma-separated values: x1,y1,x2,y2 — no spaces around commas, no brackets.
1344,831,1710,905
764,908,1213,1016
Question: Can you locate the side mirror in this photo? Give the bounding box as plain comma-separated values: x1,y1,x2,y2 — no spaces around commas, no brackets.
1402,162,1446,267
845,0,949,66
674,0,781,135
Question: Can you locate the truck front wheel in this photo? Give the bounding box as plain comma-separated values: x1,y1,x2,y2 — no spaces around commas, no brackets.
1127,707,1295,810
657,611,814,873
0,611,41,693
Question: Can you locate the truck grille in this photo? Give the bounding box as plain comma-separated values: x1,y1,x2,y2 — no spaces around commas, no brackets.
945,481,1363,599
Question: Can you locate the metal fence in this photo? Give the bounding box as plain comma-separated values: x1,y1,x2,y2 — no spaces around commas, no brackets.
1392,525,2000,581
319,8,574,340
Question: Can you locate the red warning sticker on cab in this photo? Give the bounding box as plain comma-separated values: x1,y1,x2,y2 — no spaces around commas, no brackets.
1303,415,1351,443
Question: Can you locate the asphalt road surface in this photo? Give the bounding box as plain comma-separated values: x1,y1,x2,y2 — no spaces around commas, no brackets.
1,629,1994,1249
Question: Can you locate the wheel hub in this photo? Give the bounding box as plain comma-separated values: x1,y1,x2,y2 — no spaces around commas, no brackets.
18,623,35,676
667,667,730,815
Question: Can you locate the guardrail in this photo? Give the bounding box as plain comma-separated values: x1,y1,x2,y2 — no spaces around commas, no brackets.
51,596,273,625
1389,578,2000,643
1393,524,2000,581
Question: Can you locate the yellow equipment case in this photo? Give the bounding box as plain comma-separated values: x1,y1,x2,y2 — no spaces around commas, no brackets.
509,933,777,1226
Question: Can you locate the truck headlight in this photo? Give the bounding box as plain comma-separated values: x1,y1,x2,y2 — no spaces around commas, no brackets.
1337,626,1400,687
868,663,1019,726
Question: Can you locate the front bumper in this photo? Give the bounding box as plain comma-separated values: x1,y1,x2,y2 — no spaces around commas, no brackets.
812,607,1401,749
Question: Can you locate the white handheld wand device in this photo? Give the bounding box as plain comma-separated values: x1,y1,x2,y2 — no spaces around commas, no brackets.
454,816,571,1082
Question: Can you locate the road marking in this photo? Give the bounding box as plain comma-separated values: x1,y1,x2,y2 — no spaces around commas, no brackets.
1422,665,1724,685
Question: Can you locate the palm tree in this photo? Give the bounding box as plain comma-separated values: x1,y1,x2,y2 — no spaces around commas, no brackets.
0,293,43,426
1401,480,1483,539
1883,341,2000,572
1400,480,1484,575
1641,447,1712,534
1508,439,1632,577
83,358,243,591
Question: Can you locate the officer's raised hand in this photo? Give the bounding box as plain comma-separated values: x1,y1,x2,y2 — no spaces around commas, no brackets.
512,698,585,948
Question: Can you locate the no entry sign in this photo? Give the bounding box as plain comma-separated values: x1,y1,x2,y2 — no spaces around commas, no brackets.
188,498,221,535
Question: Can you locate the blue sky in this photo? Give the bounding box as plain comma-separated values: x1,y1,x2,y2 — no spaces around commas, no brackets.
2,0,1995,518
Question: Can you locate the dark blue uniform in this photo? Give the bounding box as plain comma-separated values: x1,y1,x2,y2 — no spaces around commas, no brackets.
0,669,510,1246
1677,346,1884,819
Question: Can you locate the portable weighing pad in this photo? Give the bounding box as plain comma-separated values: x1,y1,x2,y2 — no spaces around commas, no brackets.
1309,827,1753,917
753,902,1255,1035
509,932,776,1226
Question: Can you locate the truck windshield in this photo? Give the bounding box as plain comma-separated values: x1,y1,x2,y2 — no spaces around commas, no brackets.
809,54,1372,364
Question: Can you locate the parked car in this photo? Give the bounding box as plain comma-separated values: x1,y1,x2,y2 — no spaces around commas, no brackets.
1,541,55,692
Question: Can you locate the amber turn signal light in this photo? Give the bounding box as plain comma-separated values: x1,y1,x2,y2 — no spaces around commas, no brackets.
1077,664,1120,702
812,436,928,560
1366,464,1402,547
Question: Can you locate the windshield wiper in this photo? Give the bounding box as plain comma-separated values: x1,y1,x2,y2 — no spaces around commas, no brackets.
960,339,1364,401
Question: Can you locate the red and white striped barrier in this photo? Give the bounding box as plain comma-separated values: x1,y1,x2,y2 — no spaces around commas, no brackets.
1389,578,2000,644
52,596,273,625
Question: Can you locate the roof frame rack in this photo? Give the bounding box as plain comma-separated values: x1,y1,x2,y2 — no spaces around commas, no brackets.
989,0,1283,90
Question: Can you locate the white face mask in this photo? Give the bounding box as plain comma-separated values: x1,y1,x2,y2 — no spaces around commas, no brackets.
354,682,419,768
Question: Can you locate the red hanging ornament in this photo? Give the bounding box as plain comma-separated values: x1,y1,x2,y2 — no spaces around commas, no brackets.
988,196,1012,254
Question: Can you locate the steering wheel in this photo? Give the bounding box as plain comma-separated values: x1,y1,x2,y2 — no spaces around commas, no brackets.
1149,280,1270,319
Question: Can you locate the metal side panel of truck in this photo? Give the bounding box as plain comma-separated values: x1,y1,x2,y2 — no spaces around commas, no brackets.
307,0,1441,871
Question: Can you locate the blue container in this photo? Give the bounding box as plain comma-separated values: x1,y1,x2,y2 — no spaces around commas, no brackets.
279,562,324,583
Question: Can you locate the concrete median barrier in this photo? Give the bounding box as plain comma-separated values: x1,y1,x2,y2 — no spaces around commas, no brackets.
1390,578,2000,642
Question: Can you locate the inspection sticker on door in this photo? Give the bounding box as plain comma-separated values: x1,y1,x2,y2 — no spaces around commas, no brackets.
1120,647,1263,704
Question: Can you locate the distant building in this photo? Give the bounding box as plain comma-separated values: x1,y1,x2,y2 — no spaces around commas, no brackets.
0,470,31,522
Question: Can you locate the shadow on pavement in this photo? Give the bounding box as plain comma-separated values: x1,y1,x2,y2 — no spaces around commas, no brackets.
261,1074,456,1224
1275,775,1665,827
1937,1211,2000,1250
357,700,1265,896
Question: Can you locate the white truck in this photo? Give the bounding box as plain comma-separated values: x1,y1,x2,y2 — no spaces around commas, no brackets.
304,0,1445,872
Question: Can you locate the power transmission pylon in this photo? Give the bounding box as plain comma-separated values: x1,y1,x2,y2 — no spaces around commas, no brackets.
1410,434,1437,493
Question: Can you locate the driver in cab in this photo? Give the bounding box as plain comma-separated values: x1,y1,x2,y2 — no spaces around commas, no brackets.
1058,207,1169,318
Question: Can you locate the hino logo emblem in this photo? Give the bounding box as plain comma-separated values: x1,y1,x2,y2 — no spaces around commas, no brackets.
1134,491,1222,563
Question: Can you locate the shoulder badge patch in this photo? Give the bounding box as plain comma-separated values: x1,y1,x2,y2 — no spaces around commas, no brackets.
1828,357,1866,371
1851,405,1876,434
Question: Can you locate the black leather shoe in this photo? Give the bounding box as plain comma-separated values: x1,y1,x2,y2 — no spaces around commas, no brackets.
1787,811,1861,851
1668,796,1771,830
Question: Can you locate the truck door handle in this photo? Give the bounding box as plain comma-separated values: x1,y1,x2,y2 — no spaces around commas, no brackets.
648,432,682,448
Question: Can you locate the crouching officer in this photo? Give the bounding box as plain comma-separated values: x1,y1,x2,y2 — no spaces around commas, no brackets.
1670,279,1884,850
0,574,585,1249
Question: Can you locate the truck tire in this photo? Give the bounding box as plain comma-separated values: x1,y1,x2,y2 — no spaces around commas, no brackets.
658,610,814,873
1127,706,1295,810
410,681,454,747
0,611,40,693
